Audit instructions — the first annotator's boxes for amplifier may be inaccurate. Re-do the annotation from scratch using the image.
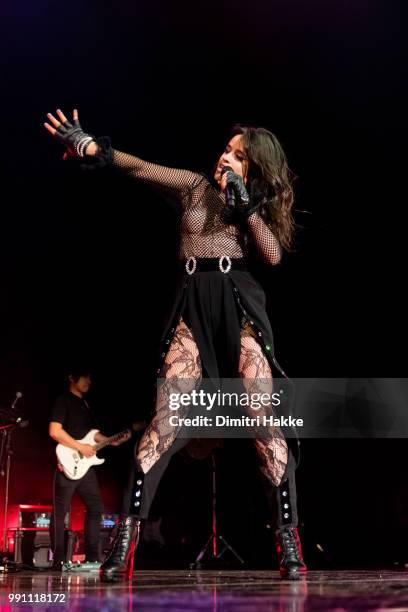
[72,515,119,560]
[7,529,75,568]
[6,508,118,566]
[8,504,70,529]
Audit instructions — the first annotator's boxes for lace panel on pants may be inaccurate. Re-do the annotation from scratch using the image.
[238,317,288,486]
[136,317,202,473]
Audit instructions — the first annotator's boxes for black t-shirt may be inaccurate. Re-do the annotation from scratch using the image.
[50,392,100,440]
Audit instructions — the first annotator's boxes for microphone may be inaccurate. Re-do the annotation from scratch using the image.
[15,417,29,428]
[11,392,23,411]
[221,166,236,207]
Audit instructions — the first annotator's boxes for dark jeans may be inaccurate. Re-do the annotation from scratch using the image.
[122,436,298,531]
[49,467,104,563]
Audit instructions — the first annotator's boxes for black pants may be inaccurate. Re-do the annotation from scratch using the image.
[50,467,104,563]
[122,436,298,531]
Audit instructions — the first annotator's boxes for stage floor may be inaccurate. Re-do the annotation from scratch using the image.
[1,569,408,611]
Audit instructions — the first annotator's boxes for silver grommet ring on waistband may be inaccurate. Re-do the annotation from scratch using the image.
[185,256,197,275]
[219,255,232,273]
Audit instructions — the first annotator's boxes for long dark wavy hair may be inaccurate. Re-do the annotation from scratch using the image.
[230,124,296,251]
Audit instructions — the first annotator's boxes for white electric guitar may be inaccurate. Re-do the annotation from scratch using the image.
[56,428,131,480]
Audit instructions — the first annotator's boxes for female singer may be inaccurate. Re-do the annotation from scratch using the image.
[44,109,306,581]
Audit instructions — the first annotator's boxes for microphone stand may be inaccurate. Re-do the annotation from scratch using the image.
[190,450,244,569]
[0,423,16,570]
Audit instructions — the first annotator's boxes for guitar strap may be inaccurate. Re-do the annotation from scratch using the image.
[83,399,96,429]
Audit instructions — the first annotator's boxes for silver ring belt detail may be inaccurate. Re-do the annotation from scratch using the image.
[183,256,247,275]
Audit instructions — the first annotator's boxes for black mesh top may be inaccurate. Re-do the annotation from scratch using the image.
[111,149,282,265]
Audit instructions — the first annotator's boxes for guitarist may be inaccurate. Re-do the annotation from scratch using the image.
[48,368,130,569]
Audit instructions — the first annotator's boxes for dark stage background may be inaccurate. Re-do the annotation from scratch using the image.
[0,1,406,568]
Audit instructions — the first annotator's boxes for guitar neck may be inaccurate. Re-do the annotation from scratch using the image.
[94,429,129,451]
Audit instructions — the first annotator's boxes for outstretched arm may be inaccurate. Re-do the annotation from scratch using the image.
[44,109,202,201]
[109,148,201,198]
[247,212,282,265]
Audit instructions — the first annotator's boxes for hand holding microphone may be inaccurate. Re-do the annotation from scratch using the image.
[221,166,249,209]
[220,166,261,222]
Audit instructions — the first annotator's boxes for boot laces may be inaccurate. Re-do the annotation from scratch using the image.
[107,519,136,559]
[282,529,298,556]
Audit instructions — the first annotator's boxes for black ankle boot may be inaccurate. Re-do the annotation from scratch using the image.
[100,471,145,582]
[276,527,307,580]
[99,515,141,582]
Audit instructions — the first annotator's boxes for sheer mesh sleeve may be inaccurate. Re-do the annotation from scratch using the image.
[111,149,202,203]
[247,212,282,265]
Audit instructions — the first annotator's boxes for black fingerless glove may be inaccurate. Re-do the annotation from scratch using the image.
[54,117,95,157]
[221,168,262,224]
[54,117,113,170]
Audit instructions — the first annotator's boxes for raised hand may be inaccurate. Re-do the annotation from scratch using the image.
[44,108,96,160]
